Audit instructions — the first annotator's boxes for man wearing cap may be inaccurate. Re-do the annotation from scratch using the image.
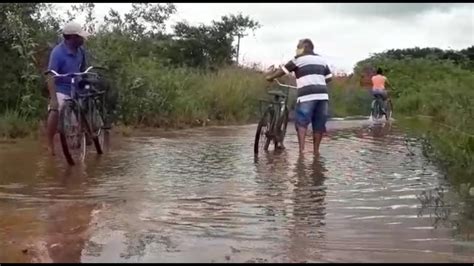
[265,39,332,156]
[46,22,91,156]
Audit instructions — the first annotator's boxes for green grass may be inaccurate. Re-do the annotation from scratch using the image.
[328,82,371,117]
[170,66,268,125]
[357,58,474,126]
[108,59,267,127]
[0,110,37,139]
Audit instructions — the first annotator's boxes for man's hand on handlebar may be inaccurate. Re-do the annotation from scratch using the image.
[263,65,297,89]
[265,67,285,82]
[265,75,275,82]
[265,69,277,82]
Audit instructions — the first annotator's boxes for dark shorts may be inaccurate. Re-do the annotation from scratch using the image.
[372,89,388,100]
[295,100,328,133]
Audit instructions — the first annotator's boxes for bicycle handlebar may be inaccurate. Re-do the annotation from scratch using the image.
[275,79,297,89]
[44,66,106,77]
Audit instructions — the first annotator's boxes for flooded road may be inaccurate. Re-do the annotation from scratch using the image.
[1,119,473,263]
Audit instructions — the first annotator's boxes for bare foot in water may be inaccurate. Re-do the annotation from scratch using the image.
[47,147,55,156]
[276,143,286,150]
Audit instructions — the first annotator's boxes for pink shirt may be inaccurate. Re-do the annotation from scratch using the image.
[371,74,386,90]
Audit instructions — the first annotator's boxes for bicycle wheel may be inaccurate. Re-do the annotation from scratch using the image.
[59,101,86,165]
[385,99,393,121]
[370,99,377,119]
[254,107,274,154]
[371,98,382,120]
[275,107,289,149]
[89,99,106,154]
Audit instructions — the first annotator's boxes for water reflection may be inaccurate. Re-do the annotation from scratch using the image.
[42,165,100,263]
[417,187,451,228]
[369,122,392,138]
[0,155,103,263]
[288,155,328,261]
[254,150,293,224]
[418,186,474,242]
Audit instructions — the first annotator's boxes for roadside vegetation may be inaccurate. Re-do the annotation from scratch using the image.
[332,47,474,191]
[0,3,265,139]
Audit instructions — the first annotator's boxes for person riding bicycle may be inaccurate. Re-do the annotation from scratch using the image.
[265,38,332,155]
[46,22,91,156]
[371,67,391,114]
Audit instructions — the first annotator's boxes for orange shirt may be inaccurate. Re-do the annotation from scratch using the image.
[371,74,386,90]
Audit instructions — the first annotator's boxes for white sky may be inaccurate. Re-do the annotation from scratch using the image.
[55,3,474,73]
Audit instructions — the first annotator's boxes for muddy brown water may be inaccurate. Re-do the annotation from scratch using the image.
[1,119,473,263]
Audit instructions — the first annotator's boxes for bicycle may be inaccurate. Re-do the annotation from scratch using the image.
[371,93,393,121]
[44,66,109,165]
[254,79,296,154]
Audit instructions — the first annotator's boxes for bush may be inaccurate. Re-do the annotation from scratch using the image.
[0,3,266,134]
[328,81,371,117]
[102,58,267,127]
[0,110,37,139]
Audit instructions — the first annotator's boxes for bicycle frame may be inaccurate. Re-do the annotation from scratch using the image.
[275,79,296,119]
[45,66,106,135]
[254,79,297,153]
[257,79,296,139]
[258,80,295,115]
[371,94,392,121]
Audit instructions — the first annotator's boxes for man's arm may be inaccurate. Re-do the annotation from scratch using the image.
[324,64,333,84]
[265,68,286,81]
[266,59,297,81]
[385,77,392,90]
[47,49,61,110]
[79,48,87,72]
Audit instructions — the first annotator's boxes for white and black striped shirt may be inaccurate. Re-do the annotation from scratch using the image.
[281,52,332,102]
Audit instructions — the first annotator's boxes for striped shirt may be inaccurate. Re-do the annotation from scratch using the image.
[281,53,332,102]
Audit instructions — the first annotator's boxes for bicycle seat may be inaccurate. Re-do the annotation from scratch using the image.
[267,90,287,98]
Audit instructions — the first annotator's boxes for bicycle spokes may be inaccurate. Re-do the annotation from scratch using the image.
[64,110,81,149]
[260,119,270,150]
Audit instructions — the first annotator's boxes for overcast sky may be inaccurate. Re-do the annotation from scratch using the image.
[56,3,473,73]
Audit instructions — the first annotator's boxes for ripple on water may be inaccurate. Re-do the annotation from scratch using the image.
[0,121,473,263]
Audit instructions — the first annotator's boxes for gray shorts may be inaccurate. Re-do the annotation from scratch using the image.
[48,92,71,112]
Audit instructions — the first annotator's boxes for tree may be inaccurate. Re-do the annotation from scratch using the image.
[102,3,176,40]
[167,14,260,68]
[213,14,261,64]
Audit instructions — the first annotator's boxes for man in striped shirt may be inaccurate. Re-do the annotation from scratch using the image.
[265,38,332,155]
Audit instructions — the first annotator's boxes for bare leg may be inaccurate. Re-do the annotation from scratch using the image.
[313,132,323,156]
[297,126,307,153]
[46,111,59,156]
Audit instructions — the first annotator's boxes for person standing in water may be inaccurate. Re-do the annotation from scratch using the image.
[265,38,332,155]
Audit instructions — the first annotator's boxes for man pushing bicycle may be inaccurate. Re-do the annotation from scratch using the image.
[45,22,90,156]
[265,38,333,156]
